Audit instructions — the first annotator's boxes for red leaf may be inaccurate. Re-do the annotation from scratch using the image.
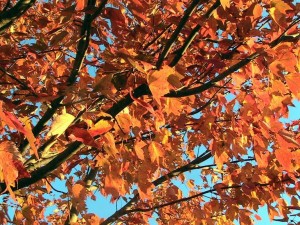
[254,214,262,221]
[68,127,100,148]
[0,102,38,158]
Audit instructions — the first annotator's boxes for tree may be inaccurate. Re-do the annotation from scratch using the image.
[0,0,299,224]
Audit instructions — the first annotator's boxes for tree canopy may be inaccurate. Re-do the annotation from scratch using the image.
[0,0,299,224]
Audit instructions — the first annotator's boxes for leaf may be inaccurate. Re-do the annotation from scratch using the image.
[137,170,154,201]
[20,117,38,159]
[252,4,263,20]
[254,214,262,221]
[275,146,293,172]
[50,30,68,46]
[103,132,118,157]
[0,101,26,133]
[115,113,132,134]
[148,141,164,163]
[147,65,175,104]
[89,119,112,137]
[85,214,102,225]
[134,140,146,160]
[285,73,300,99]
[76,0,86,11]
[0,141,30,200]
[68,127,99,148]
[271,0,293,14]
[72,182,87,211]
[220,0,230,9]
[269,51,297,75]
[104,170,127,199]
[129,89,156,115]
[0,102,38,158]
[47,112,75,137]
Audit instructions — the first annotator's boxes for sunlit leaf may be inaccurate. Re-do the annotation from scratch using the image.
[47,112,75,137]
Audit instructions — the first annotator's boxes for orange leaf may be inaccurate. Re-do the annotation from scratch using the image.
[20,117,38,159]
[89,119,112,137]
[0,102,38,158]
[115,113,132,134]
[147,65,175,104]
[129,89,156,115]
[254,214,262,221]
[104,171,127,199]
[134,141,146,160]
[72,182,87,211]
[252,4,263,20]
[0,141,30,199]
[285,73,300,99]
[0,101,26,133]
[103,132,118,157]
[148,141,164,163]
[76,0,86,11]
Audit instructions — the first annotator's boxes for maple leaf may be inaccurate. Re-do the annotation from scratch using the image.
[220,0,231,9]
[0,141,30,199]
[148,141,164,163]
[285,73,300,99]
[147,65,181,104]
[72,182,87,212]
[0,102,38,158]
[88,119,112,137]
[0,0,300,224]
[68,127,99,148]
[47,111,75,137]
[76,0,86,11]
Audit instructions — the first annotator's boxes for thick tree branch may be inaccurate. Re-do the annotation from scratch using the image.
[0,141,84,193]
[0,0,36,34]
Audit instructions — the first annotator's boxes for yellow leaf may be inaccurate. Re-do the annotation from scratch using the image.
[148,141,164,163]
[89,119,112,137]
[147,65,175,104]
[47,112,75,137]
[271,0,293,13]
[115,113,131,136]
[134,141,146,160]
[220,0,230,9]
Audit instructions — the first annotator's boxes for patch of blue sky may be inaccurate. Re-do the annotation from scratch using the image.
[280,100,300,123]
[19,38,36,46]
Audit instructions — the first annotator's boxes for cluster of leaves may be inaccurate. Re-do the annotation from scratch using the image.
[0,0,299,224]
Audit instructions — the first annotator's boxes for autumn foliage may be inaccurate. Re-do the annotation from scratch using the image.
[0,0,299,224]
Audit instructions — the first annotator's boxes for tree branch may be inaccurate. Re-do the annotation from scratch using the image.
[156,0,203,69]
[0,141,84,193]
[101,151,212,225]
[126,177,295,214]
[169,0,220,67]
[0,0,36,34]
[19,0,108,154]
